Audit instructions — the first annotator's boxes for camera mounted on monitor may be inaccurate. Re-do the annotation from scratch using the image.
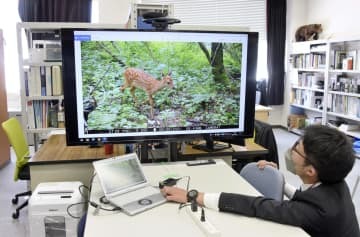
[142,11,181,31]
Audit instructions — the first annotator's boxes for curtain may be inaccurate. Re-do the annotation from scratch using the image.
[18,0,92,22]
[266,0,286,105]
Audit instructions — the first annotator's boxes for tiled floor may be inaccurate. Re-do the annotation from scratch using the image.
[0,128,359,236]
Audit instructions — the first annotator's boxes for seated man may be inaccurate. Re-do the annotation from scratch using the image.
[161,125,360,237]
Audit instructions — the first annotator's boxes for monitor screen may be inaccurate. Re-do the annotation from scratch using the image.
[61,28,258,145]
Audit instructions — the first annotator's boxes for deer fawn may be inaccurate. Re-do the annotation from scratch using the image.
[120,68,174,118]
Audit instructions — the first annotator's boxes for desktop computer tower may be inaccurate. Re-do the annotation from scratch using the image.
[29,181,85,237]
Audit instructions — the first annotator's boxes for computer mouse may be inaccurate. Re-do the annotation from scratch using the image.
[158,178,179,189]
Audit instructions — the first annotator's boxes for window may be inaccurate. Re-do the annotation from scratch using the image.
[0,1,21,111]
[141,0,267,80]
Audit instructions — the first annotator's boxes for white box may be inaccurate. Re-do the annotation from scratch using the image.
[29,181,86,237]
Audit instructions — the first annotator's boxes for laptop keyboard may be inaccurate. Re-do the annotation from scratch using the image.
[110,186,161,205]
[122,192,166,214]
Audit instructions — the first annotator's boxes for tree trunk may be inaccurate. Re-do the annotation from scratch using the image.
[198,42,227,83]
[210,43,227,83]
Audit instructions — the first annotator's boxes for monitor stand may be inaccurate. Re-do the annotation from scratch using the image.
[192,136,231,152]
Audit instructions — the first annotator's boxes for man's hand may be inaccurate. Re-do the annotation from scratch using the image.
[160,186,205,206]
[160,186,188,203]
[257,160,278,170]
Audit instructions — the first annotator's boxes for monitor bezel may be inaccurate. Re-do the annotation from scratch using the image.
[61,28,258,145]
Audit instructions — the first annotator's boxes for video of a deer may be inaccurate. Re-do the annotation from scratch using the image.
[121,68,174,119]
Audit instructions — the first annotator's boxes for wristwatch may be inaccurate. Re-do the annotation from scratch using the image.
[187,189,199,202]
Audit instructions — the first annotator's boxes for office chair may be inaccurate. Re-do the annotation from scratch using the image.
[352,175,360,199]
[1,117,32,219]
[254,120,279,166]
[240,162,285,201]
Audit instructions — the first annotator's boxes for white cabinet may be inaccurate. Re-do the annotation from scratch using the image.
[289,39,360,139]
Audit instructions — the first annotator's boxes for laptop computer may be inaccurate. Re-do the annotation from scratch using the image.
[93,153,166,215]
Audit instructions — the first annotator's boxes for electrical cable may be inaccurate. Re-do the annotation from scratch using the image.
[177,175,191,210]
[67,173,121,218]
[67,201,88,219]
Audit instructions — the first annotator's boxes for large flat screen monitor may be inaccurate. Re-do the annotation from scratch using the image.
[61,28,258,146]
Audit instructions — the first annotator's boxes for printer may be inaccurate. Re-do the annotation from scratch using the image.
[29,181,86,237]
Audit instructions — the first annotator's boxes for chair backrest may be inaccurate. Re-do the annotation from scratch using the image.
[352,175,360,200]
[1,117,30,181]
[254,120,279,166]
[240,162,285,201]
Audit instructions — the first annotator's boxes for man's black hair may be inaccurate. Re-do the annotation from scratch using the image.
[302,125,355,184]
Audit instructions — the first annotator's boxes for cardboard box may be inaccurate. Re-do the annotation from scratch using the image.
[287,114,306,129]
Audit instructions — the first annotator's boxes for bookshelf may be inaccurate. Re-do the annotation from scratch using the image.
[17,22,126,149]
[289,39,360,139]
[289,40,327,135]
[17,23,65,149]
[327,38,360,138]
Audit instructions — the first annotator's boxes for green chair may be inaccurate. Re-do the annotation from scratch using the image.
[1,117,32,219]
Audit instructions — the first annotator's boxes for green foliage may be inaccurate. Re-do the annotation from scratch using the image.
[81,40,243,129]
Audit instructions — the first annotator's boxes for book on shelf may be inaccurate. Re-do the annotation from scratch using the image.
[357,50,360,71]
[28,66,41,96]
[27,101,35,129]
[25,65,63,97]
[52,65,63,96]
[334,50,347,70]
[347,50,357,70]
[45,66,52,96]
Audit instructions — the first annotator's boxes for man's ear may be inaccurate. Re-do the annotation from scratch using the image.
[305,165,318,179]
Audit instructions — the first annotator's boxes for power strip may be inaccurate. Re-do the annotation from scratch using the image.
[185,205,221,237]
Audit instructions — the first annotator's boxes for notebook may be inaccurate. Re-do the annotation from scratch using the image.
[93,153,166,215]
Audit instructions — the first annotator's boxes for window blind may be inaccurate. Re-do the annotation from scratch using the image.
[141,0,266,39]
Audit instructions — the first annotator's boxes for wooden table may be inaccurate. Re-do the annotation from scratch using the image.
[179,141,268,167]
[31,134,125,163]
[29,135,268,190]
[29,135,126,190]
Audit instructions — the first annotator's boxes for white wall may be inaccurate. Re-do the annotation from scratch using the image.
[306,0,360,40]
[97,0,137,24]
[271,0,360,126]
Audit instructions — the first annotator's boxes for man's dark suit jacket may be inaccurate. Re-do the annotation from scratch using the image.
[219,181,359,237]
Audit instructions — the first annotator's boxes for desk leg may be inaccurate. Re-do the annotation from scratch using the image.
[33,133,39,152]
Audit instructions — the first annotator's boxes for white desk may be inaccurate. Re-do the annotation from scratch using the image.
[85,160,309,237]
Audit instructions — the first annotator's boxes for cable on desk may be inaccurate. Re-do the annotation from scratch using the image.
[67,201,88,219]
[89,201,122,212]
[177,175,191,211]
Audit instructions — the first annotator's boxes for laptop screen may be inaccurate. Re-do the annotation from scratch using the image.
[94,154,147,194]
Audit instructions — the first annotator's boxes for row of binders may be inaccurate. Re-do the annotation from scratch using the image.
[291,90,323,109]
[27,100,65,129]
[292,53,326,69]
[25,65,63,97]
[328,94,360,118]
